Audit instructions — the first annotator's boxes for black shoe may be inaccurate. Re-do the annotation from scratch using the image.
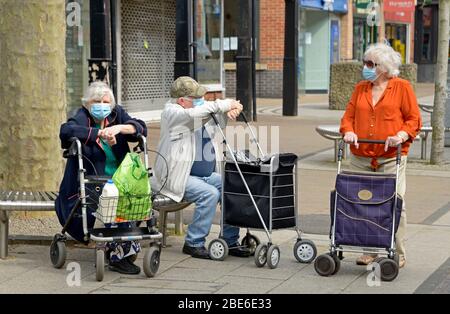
[228,243,251,258]
[125,256,141,273]
[109,258,141,275]
[182,243,211,259]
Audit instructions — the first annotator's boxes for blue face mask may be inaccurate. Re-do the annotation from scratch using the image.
[90,103,111,121]
[192,98,205,107]
[362,65,379,82]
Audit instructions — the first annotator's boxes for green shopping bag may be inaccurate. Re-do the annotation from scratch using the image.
[112,152,152,221]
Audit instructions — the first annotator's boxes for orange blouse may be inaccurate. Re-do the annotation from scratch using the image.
[340,77,422,162]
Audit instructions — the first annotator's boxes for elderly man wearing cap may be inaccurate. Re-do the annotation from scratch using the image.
[153,76,251,259]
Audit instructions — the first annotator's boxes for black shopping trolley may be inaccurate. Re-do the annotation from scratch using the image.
[207,113,317,269]
[50,135,163,281]
[314,139,403,281]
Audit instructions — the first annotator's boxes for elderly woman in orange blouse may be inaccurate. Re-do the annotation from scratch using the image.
[340,43,422,268]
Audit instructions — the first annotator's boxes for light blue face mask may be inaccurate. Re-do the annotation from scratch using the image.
[192,97,205,107]
[90,103,111,121]
[362,65,379,82]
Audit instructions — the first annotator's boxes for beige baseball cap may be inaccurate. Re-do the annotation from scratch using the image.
[170,76,207,98]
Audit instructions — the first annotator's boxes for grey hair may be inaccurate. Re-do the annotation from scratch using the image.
[364,43,402,77]
[82,81,116,108]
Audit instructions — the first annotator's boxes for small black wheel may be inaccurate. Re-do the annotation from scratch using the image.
[50,239,66,269]
[391,253,399,265]
[330,253,341,275]
[241,234,260,256]
[314,254,336,277]
[293,239,317,263]
[378,258,399,282]
[267,245,280,269]
[144,246,160,278]
[208,239,228,261]
[254,243,268,267]
[96,249,105,282]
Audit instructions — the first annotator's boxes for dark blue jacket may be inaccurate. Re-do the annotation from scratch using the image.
[55,105,147,243]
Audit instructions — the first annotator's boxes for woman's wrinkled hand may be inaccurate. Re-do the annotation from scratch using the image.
[384,135,403,152]
[343,132,359,149]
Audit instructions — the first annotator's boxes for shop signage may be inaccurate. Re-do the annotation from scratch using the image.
[356,0,372,9]
[384,0,415,23]
[355,0,380,15]
[300,0,347,13]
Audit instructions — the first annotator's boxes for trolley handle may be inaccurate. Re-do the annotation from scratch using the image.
[63,137,82,159]
[339,138,402,165]
[210,112,220,126]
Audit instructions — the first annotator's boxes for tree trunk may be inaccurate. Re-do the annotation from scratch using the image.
[0,0,66,216]
[430,0,450,165]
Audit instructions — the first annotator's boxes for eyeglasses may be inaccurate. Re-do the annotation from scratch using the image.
[363,60,378,68]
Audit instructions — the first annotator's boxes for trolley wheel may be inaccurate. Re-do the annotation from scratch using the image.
[241,234,260,256]
[96,249,105,282]
[208,239,228,261]
[378,258,399,282]
[254,243,268,268]
[293,239,317,263]
[144,246,160,278]
[267,245,281,269]
[330,253,341,275]
[314,254,336,277]
[50,239,67,269]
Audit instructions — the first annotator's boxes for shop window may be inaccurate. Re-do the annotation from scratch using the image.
[385,23,407,63]
[353,17,378,61]
[223,0,259,63]
[195,0,222,85]
[65,0,91,115]
[415,6,438,64]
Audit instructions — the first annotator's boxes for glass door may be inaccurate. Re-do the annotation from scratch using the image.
[195,0,223,89]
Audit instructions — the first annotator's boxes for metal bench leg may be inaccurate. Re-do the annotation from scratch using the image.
[175,211,183,235]
[159,210,168,248]
[334,140,339,162]
[422,135,428,160]
[0,210,8,259]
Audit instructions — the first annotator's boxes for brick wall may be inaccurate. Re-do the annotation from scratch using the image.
[259,0,285,71]
[340,0,353,61]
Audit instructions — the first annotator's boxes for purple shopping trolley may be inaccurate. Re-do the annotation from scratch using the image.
[315,139,403,282]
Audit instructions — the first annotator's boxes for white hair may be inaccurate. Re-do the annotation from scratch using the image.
[82,81,116,109]
[364,43,402,77]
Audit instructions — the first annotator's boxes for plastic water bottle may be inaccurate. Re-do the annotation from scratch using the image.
[99,179,118,224]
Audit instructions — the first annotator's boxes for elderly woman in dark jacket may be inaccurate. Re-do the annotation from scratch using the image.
[55,81,147,275]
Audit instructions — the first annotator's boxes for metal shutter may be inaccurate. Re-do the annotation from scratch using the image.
[120,0,176,112]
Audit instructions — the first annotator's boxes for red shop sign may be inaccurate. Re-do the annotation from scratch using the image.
[384,0,415,23]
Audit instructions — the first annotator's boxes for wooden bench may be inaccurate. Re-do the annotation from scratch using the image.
[0,190,188,259]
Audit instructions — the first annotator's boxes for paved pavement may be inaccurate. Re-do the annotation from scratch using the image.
[3,84,450,294]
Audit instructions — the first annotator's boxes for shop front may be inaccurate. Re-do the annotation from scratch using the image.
[414,1,440,82]
[383,0,415,64]
[353,0,380,61]
[298,0,348,92]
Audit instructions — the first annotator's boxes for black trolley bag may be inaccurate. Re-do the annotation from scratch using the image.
[315,139,403,282]
[206,113,317,269]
